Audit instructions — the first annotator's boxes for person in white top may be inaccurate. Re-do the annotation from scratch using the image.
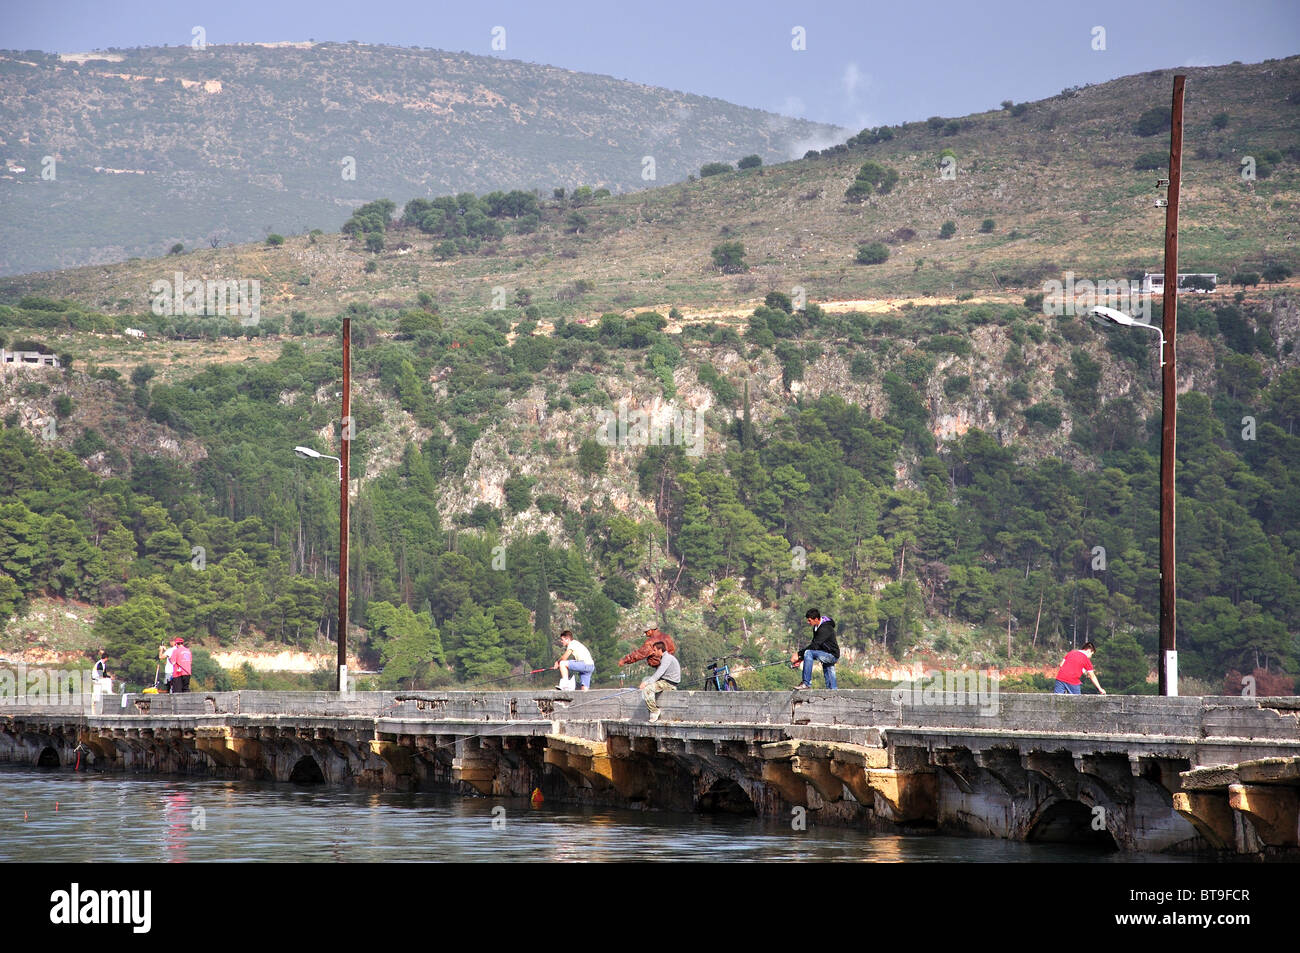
[554,629,595,690]
[158,643,175,691]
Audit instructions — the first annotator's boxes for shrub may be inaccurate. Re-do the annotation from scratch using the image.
[1011,103,1028,117]
[1134,151,1166,171]
[1134,107,1166,137]
[577,438,607,475]
[846,161,899,201]
[979,218,995,233]
[1231,272,1260,288]
[1262,264,1293,284]
[266,233,285,246]
[849,353,874,379]
[168,243,183,255]
[939,221,956,239]
[711,241,748,274]
[1024,402,1063,430]
[1210,112,1229,130]
[737,155,762,170]
[700,162,732,177]
[855,242,889,265]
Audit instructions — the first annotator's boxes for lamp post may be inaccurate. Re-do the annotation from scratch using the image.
[291,317,352,694]
[1086,305,1177,697]
[1084,75,1184,698]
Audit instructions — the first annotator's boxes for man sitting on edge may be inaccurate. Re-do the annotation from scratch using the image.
[640,641,680,723]
[792,608,839,690]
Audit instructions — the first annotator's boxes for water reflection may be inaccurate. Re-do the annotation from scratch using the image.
[162,789,191,862]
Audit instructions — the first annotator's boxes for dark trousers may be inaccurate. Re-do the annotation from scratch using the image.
[170,675,190,693]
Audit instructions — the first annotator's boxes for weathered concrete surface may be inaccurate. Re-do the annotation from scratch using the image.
[3,690,1297,855]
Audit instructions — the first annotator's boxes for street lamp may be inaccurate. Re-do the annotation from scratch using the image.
[294,446,342,479]
[1089,306,1166,367]
[291,317,352,694]
[1087,302,1178,697]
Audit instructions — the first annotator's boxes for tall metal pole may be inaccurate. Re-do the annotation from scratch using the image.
[1158,76,1185,697]
[338,317,351,693]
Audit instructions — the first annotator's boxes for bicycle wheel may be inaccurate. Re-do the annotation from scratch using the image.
[704,677,718,690]
[724,676,738,691]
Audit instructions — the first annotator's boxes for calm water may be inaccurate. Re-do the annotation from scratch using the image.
[0,765,1187,863]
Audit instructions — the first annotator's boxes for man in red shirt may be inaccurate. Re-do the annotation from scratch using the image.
[1053,642,1106,695]
[619,627,676,672]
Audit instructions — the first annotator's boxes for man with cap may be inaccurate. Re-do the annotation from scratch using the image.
[169,637,193,693]
[619,625,677,672]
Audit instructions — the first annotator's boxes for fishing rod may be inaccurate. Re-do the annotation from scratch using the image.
[474,667,550,687]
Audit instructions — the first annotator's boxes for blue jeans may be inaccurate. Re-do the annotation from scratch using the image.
[1053,680,1081,695]
[565,660,594,689]
[802,650,837,689]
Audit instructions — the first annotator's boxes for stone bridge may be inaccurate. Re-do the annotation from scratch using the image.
[2,689,1297,856]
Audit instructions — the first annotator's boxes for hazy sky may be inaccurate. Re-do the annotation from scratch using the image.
[2,0,1297,130]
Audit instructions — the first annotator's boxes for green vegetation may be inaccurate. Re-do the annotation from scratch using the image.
[711,241,748,274]
[856,242,890,265]
[846,161,899,201]
[1134,107,1168,137]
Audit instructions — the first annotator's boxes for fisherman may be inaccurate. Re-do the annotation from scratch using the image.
[169,637,192,693]
[640,640,680,723]
[92,650,112,693]
[158,643,175,691]
[553,629,595,690]
[619,625,676,672]
[792,608,839,690]
[1053,641,1105,695]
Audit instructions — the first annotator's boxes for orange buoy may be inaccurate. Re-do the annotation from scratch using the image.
[530,787,544,805]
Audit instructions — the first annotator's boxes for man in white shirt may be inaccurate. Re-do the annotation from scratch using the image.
[554,629,595,690]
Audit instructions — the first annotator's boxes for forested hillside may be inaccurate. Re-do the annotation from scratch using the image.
[3,284,1298,694]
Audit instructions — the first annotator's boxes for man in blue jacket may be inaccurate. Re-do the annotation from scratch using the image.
[792,609,839,690]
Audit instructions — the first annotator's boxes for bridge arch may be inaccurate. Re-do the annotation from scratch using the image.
[696,778,757,816]
[36,746,60,768]
[1026,798,1118,849]
[288,755,325,785]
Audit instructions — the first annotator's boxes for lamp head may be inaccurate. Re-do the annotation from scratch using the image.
[294,446,321,459]
[1089,305,1137,327]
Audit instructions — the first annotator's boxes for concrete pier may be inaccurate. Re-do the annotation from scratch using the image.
[2,689,1297,855]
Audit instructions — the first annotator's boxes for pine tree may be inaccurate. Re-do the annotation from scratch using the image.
[533,567,552,639]
[740,381,754,450]
[453,604,509,681]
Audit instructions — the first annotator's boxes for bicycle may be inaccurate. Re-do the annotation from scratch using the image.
[703,655,740,691]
